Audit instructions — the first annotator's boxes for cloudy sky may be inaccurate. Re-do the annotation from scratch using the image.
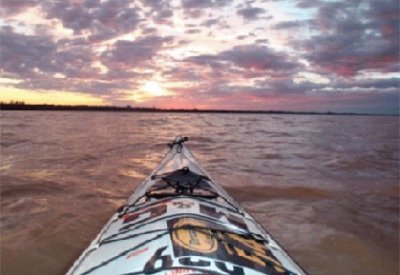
[0,0,399,114]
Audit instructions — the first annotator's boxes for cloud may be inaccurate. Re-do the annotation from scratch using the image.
[263,76,399,97]
[331,77,399,90]
[273,20,310,29]
[201,18,220,27]
[236,7,266,20]
[255,39,268,44]
[163,67,205,82]
[180,0,231,17]
[181,0,212,9]
[140,0,174,24]
[366,0,399,42]
[101,35,174,70]
[0,26,101,79]
[0,26,57,78]
[186,28,202,34]
[44,0,141,41]
[154,9,174,20]
[141,0,168,10]
[222,45,301,74]
[298,0,399,77]
[0,0,38,16]
[296,0,323,9]
[181,0,230,9]
[185,45,302,79]
[162,50,399,111]
[0,27,171,96]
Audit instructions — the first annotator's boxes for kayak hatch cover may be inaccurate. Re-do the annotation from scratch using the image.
[67,136,307,275]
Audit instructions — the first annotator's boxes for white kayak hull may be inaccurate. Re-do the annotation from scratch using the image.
[67,137,306,275]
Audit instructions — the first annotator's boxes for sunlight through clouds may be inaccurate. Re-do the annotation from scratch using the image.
[0,0,398,114]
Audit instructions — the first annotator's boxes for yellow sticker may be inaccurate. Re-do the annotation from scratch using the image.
[172,218,218,254]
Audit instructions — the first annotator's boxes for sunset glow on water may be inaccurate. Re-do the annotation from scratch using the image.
[1,112,399,274]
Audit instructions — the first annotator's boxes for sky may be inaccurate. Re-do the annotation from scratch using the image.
[0,0,399,114]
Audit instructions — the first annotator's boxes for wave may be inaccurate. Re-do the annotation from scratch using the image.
[225,185,334,201]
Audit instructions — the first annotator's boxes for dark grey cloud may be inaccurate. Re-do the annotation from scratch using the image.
[0,26,100,84]
[182,0,212,9]
[236,7,266,20]
[297,0,399,77]
[201,19,219,27]
[186,29,202,34]
[104,70,147,80]
[253,78,324,95]
[155,9,174,19]
[296,0,324,9]
[185,54,226,70]
[273,20,310,29]
[180,0,231,17]
[185,45,302,79]
[255,39,268,44]
[141,0,167,10]
[163,67,205,82]
[44,0,141,41]
[0,0,38,16]
[185,23,198,28]
[366,0,399,42]
[141,27,158,35]
[201,75,399,114]
[0,26,57,77]
[220,45,302,76]
[263,77,399,95]
[331,77,399,90]
[181,0,230,9]
[140,0,174,24]
[101,35,174,69]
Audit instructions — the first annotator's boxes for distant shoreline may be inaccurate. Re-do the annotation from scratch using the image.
[0,103,395,116]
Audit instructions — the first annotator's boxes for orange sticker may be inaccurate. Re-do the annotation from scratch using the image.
[126,247,149,259]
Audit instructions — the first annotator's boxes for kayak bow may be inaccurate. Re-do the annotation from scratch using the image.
[67,137,306,275]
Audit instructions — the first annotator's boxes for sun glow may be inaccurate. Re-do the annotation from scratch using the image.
[142,81,167,97]
[128,81,172,103]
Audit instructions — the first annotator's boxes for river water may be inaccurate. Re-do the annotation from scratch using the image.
[0,111,398,274]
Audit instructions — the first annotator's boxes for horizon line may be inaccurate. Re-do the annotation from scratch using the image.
[0,102,398,116]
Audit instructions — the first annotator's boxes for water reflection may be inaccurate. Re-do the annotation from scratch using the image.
[0,111,398,275]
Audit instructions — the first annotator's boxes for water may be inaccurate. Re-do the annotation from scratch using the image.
[0,111,398,275]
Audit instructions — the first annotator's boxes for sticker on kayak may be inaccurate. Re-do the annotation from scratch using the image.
[171,218,218,254]
[173,200,194,209]
[120,203,168,232]
[164,268,204,275]
[168,217,292,275]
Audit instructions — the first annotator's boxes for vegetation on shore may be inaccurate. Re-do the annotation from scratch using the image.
[0,101,380,116]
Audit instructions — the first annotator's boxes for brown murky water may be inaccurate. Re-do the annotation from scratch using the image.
[1,111,399,274]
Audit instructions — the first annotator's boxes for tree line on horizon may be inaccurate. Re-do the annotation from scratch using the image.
[0,101,370,116]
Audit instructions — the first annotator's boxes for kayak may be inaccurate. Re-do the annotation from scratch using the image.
[67,137,306,275]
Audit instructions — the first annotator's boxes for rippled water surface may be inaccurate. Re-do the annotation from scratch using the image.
[1,111,399,274]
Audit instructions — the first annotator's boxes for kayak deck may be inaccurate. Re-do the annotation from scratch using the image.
[67,137,306,275]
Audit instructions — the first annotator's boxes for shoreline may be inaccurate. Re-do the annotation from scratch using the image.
[0,103,395,116]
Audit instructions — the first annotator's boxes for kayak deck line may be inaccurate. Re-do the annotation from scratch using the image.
[120,188,246,221]
[67,136,307,275]
[120,195,244,218]
[100,212,269,247]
